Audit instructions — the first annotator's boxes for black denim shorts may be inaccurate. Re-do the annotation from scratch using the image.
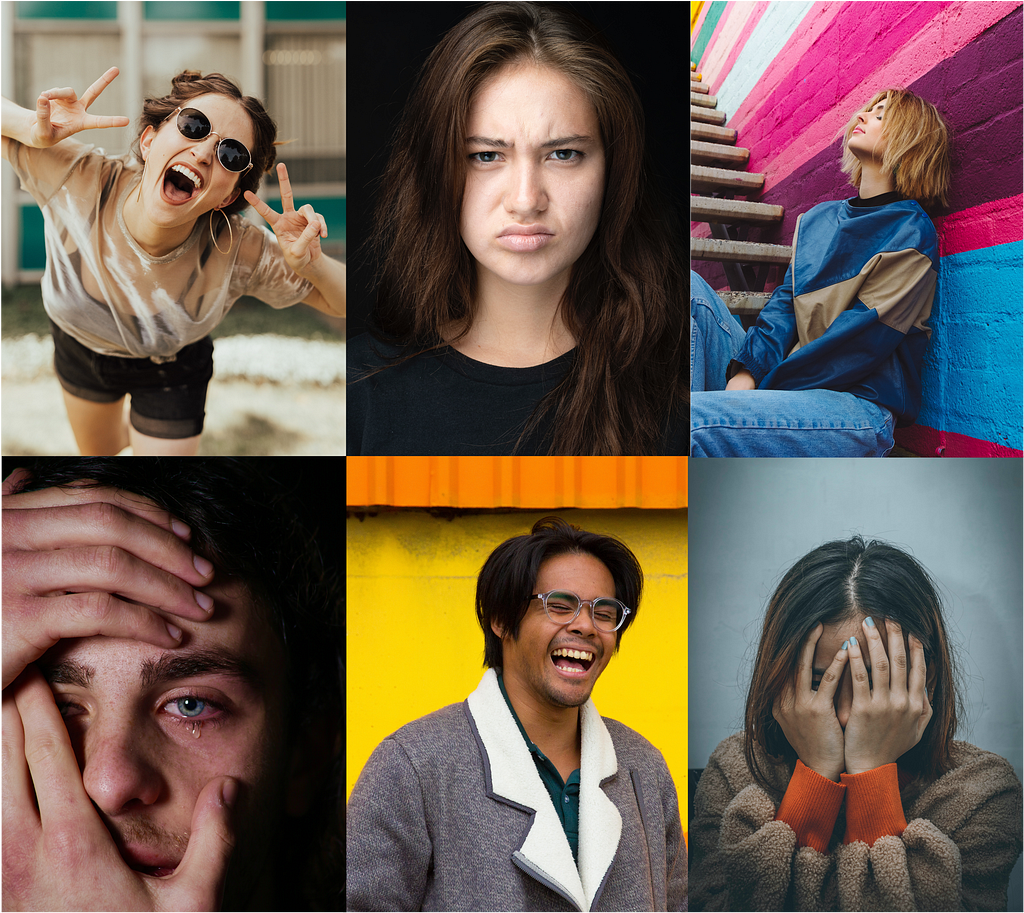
[50,319,214,439]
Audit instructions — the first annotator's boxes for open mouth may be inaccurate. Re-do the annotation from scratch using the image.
[550,647,595,676]
[132,864,177,877]
[118,844,180,878]
[162,164,202,204]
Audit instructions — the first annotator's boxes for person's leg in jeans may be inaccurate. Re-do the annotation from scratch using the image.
[690,271,748,393]
[690,388,896,457]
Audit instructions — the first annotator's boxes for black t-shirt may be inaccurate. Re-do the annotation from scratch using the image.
[346,334,686,455]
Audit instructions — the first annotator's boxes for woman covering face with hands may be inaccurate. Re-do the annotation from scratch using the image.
[689,536,1022,911]
[775,615,934,783]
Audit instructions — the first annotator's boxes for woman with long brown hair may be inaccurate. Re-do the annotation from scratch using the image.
[2,68,345,456]
[346,2,686,455]
[690,536,1022,910]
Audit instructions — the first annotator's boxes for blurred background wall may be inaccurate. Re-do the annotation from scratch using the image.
[347,456,689,839]
[1,0,346,285]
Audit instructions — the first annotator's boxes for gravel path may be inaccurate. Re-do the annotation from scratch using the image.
[2,335,346,455]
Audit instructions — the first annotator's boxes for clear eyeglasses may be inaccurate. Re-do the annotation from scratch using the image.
[531,590,632,633]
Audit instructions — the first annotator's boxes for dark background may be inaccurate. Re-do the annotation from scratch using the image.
[1,457,346,579]
[345,2,686,337]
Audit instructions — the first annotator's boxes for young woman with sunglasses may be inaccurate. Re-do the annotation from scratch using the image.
[1,67,344,455]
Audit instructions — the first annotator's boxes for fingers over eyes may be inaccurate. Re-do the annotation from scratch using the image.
[795,623,822,692]
[846,634,872,697]
[1,689,35,833]
[908,632,928,697]
[886,619,909,691]
[816,644,849,701]
[12,668,94,830]
[861,617,890,692]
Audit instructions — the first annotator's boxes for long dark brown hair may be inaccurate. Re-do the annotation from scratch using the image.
[132,71,279,216]
[364,2,686,455]
[744,536,962,792]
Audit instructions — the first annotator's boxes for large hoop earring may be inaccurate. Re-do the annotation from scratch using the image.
[209,207,233,255]
[135,157,147,204]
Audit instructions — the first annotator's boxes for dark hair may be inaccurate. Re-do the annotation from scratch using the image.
[744,536,962,792]
[475,516,642,668]
[365,2,686,455]
[132,71,279,216]
[5,457,342,908]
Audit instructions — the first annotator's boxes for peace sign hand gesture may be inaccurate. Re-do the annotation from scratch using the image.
[30,67,130,148]
[244,162,328,278]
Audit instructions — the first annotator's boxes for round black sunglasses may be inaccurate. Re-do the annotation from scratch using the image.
[165,106,253,174]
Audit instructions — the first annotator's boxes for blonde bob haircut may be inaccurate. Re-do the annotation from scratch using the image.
[841,88,951,211]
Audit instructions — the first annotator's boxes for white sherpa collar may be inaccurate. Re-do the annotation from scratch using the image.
[466,669,622,912]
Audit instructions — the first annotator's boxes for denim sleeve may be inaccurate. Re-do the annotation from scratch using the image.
[732,263,798,387]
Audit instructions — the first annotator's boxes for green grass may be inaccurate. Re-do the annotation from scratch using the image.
[1,284,341,340]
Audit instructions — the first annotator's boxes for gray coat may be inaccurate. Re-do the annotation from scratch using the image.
[347,669,687,911]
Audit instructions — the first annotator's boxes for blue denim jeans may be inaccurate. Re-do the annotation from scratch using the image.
[689,271,895,457]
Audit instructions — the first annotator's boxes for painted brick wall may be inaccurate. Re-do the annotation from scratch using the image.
[691,1,1023,456]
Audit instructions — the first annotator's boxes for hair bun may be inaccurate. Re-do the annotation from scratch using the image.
[171,70,205,90]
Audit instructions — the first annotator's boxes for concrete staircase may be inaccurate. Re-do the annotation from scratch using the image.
[690,65,791,310]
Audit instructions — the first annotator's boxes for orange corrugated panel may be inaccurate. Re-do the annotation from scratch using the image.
[348,457,687,508]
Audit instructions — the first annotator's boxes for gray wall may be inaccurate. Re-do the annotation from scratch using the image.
[689,459,1023,909]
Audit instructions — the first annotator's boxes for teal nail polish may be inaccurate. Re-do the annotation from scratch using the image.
[842,640,849,650]
[849,635,858,647]
[865,616,875,627]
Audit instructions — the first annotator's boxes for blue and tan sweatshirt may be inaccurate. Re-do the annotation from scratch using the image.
[733,196,938,426]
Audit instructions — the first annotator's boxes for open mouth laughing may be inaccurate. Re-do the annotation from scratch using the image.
[162,162,204,204]
[550,646,595,677]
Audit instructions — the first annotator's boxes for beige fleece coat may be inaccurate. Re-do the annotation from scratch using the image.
[690,733,1021,911]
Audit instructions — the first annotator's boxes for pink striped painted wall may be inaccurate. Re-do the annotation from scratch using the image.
[691,1,1023,456]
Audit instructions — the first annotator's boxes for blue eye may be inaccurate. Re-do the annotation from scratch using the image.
[470,151,500,163]
[174,696,206,718]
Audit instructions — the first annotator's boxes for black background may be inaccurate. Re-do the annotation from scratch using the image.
[345,2,686,337]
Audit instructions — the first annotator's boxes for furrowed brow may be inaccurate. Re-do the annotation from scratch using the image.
[41,659,94,688]
[139,649,264,691]
[465,135,594,149]
[466,136,510,148]
[541,134,593,148]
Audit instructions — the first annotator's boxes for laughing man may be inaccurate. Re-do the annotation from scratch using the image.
[346,517,687,912]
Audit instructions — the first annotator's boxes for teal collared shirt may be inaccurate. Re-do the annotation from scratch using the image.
[497,673,581,862]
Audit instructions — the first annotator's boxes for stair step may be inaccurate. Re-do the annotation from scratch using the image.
[690,196,784,225]
[691,164,764,195]
[691,81,709,94]
[690,106,726,126]
[691,140,749,168]
[690,92,718,108]
[691,121,737,145]
[719,291,773,316]
[691,237,793,264]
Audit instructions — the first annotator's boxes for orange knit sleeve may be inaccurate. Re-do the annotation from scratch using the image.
[840,763,907,846]
[774,760,846,853]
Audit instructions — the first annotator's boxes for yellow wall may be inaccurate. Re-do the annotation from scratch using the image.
[346,507,688,838]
